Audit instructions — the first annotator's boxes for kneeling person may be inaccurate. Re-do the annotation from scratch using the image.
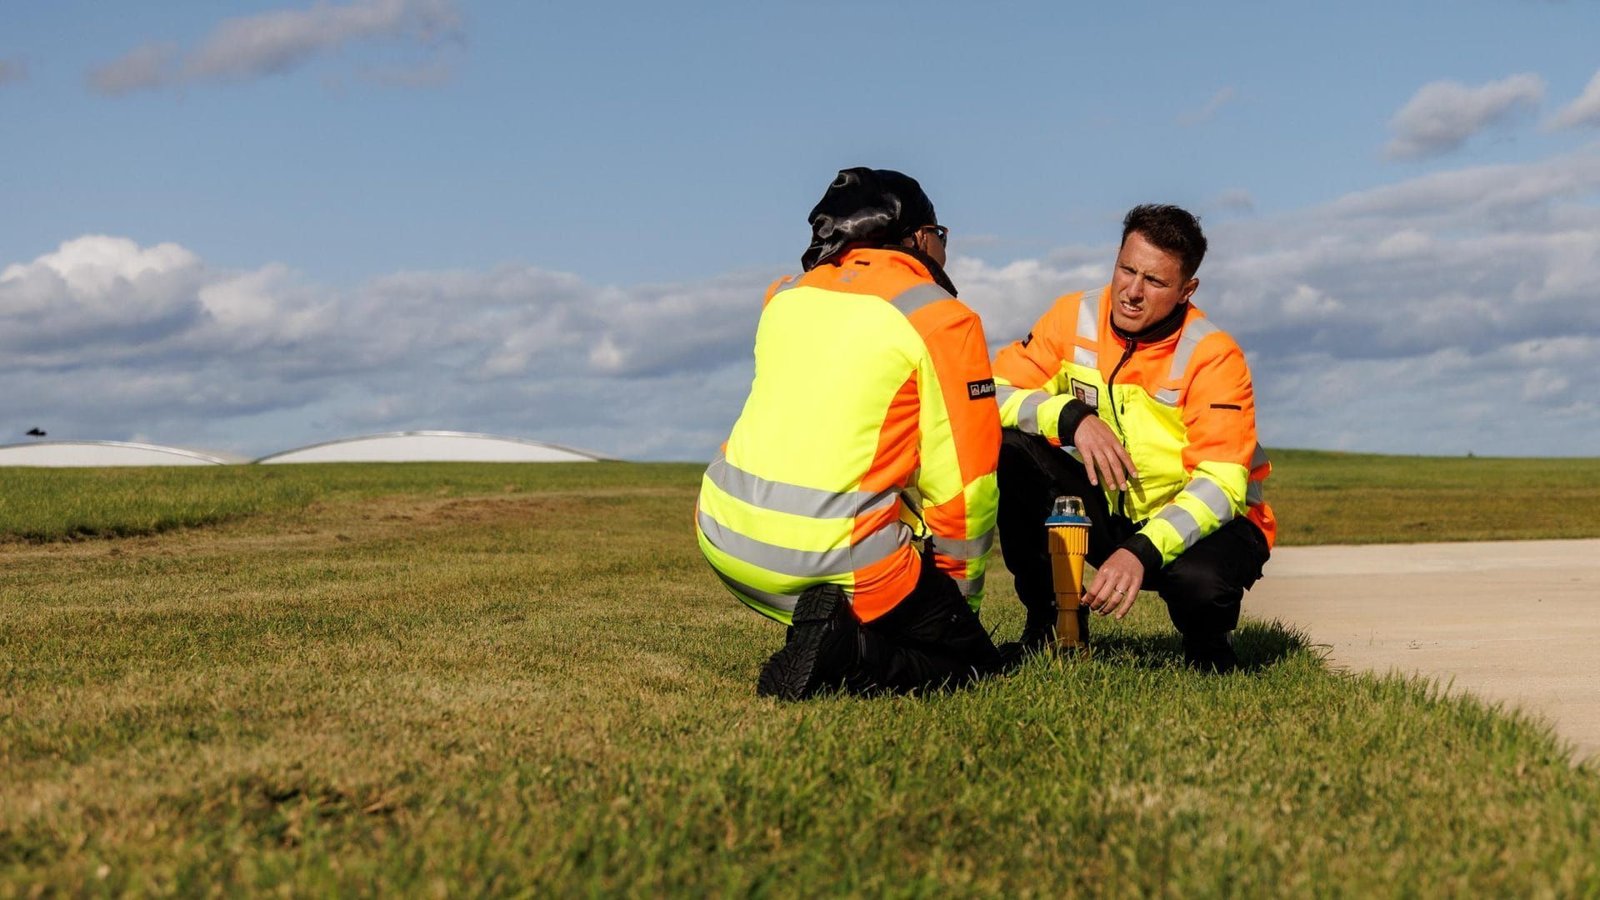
[993,204,1275,671]
[696,167,1004,699]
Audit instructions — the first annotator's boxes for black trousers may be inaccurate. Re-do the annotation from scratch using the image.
[996,430,1270,637]
[805,551,1003,695]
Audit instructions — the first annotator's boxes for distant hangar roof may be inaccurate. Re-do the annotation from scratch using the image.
[0,440,239,467]
[255,431,614,464]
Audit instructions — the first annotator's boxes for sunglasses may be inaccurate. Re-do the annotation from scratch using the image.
[922,224,949,247]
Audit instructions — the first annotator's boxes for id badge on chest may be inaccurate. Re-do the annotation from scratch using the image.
[1069,378,1099,410]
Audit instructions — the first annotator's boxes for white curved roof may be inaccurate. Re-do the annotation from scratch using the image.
[255,431,613,464]
[0,440,237,467]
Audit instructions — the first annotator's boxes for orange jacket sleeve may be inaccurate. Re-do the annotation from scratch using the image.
[991,291,1089,445]
[906,299,1001,608]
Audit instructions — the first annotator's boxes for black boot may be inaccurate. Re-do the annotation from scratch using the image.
[1018,606,1057,654]
[757,584,857,700]
[1182,631,1238,674]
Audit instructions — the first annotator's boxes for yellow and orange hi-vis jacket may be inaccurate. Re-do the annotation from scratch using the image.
[993,285,1276,569]
[696,248,1000,625]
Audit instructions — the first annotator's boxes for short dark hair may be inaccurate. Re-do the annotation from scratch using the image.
[1121,204,1206,279]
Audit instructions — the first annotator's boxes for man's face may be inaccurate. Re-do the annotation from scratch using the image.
[1109,231,1198,333]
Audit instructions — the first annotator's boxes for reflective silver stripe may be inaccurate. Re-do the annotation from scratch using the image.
[1166,316,1219,381]
[954,575,985,597]
[934,529,995,561]
[714,570,799,616]
[697,509,908,577]
[888,282,954,317]
[707,454,898,520]
[1153,504,1204,550]
[1077,291,1101,342]
[995,384,1020,407]
[1247,444,1269,505]
[1185,476,1236,523]
[1016,391,1047,434]
[771,275,806,296]
[1071,291,1102,369]
[1153,388,1180,406]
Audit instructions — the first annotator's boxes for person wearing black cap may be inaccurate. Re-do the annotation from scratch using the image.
[695,167,1006,699]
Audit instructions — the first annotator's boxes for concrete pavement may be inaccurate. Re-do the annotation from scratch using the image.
[1245,539,1600,763]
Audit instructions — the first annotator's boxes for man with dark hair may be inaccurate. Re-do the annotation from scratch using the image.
[696,167,1005,699]
[991,204,1275,672]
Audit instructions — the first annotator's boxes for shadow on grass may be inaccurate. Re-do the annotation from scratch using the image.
[1089,618,1317,674]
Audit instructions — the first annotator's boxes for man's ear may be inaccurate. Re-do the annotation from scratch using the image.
[1182,277,1199,303]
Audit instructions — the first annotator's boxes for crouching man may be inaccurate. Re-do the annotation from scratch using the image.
[993,205,1276,672]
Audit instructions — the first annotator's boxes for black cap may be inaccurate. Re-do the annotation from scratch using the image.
[801,167,937,271]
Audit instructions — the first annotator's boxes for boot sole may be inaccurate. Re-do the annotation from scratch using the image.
[756,586,843,700]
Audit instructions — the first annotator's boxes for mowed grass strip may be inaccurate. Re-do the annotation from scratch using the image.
[0,462,696,543]
[1,462,1597,895]
[5,450,1599,546]
[1268,450,1600,545]
[0,466,315,542]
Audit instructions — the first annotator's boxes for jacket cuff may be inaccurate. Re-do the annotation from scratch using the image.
[1119,533,1164,576]
[1056,400,1097,447]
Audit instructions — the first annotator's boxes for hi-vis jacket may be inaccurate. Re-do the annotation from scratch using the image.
[696,248,1000,625]
[993,285,1276,569]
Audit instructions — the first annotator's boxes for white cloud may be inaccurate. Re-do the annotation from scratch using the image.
[8,144,1600,460]
[0,58,26,87]
[88,43,178,95]
[0,235,773,459]
[1325,144,1600,221]
[1211,189,1256,214]
[948,256,1109,350]
[1385,74,1545,160]
[1548,68,1600,130]
[1176,86,1236,127]
[6,235,200,295]
[1202,152,1600,455]
[1253,338,1600,456]
[89,0,462,95]
[0,236,205,352]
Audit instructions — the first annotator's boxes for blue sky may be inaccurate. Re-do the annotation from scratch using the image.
[3,0,1600,459]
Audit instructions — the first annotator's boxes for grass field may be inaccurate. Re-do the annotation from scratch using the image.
[3,454,1598,895]
[6,449,1600,546]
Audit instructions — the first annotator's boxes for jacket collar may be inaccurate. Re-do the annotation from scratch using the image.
[1110,299,1189,345]
[829,244,960,297]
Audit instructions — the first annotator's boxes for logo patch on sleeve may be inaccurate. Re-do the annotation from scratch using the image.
[967,379,997,400]
[1070,378,1099,409]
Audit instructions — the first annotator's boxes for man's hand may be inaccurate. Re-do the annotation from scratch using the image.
[1084,548,1144,619]
[1073,416,1137,490]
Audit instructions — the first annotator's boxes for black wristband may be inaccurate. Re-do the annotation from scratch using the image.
[1056,399,1097,445]
[1119,533,1164,576]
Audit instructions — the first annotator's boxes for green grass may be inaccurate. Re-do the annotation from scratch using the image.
[2,458,1598,895]
[0,462,698,543]
[6,449,1599,547]
[1268,449,1600,545]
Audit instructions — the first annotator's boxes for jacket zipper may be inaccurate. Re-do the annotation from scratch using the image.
[1105,337,1136,518]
